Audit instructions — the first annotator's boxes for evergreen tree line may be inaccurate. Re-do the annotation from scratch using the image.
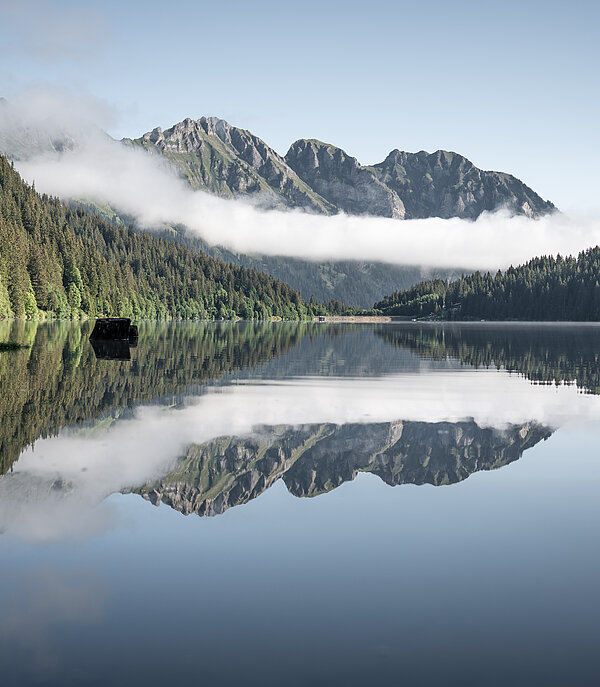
[0,155,347,320]
[376,324,600,394]
[374,250,600,320]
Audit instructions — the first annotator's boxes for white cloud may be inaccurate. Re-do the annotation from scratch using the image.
[3,88,600,271]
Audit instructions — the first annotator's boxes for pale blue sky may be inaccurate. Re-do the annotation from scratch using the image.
[1,0,599,210]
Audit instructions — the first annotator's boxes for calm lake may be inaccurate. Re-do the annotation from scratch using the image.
[1,321,599,686]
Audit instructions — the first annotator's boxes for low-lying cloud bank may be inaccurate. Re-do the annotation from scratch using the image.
[3,90,600,271]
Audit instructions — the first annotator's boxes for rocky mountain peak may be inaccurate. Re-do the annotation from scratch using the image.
[142,126,163,144]
[130,117,336,213]
[287,138,362,175]
[198,116,230,139]
[286,138,406,219]
[130,117,555,220]
[373,147,554,219]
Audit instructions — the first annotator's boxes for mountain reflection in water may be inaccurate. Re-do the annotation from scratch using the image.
[138,419,552,517]
[1,320,599,478]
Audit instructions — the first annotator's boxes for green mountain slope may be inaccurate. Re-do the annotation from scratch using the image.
[0,155,333,320]
[124,117,335,213]
[153,223,453,307]
[69,201,446,307]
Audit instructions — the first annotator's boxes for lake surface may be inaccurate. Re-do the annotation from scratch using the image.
[1,320,600,686]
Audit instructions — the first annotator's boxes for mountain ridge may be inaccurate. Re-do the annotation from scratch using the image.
[124,116,336,214]
[0,106,557,306]
[137,419,552,517]
[127,115,555,219]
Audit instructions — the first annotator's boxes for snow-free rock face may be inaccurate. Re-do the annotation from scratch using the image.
[127,117,335,213]
[284,139,406,218]
[372,149,555,219]
[0,100,556,220]
[127,116,555,219]
[286,141,555,219]
[137,420,552,517]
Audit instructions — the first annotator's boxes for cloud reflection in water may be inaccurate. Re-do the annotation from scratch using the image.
[2,368,598,540]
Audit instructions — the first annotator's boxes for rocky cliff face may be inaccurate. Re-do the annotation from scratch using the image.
[284,139,406,218]
[127,117,555,220]
[371,149,555,219]
[286,141,554,219]
[137,420,551,517]
[125,117,335,213]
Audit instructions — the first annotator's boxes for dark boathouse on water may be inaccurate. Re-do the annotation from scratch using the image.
[90,318,138,342]
[89,318,139,361]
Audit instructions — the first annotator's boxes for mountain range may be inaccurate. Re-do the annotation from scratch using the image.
[120,116,556,305]
[125,117,554,220]
[137,419,551,517]
[0,105,557,306]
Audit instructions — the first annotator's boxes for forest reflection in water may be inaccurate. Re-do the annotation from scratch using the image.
[0,320,599,477]
[1,320,599,473]
[1,321,600,539]
[377,321,600,393]
[0,319,308,475]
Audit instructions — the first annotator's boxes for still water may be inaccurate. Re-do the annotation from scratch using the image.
[1,321,599,686]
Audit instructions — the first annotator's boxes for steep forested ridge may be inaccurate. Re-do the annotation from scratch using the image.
[0,155,337,320]
[68,200,442,309]
[150,221,440,308]
[375,250,600,320]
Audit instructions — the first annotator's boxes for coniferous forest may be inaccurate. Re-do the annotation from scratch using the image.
[375,250,600,320]
[0,155,346,320]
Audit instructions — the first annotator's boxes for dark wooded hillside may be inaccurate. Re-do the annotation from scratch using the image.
[0,155,342,320]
